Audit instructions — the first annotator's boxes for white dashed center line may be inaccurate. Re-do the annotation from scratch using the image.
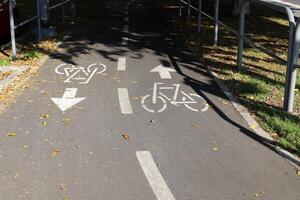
[118,57,127,71]
[118,88,133,114]
[136,151,176,200]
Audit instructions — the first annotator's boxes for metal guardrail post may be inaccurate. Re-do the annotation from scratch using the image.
[237,0,249,71]
[198,0,202,32]
[179,0,182,16]
[62,0,65,23]
[284,7,296,112]
[284,18,300,113]
[214,0,219,45]
[37,0,42,40]
[8,0,17,60]
[187,0,191,21]
[71,0,76,17]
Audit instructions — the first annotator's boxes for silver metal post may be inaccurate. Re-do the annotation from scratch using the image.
[237,0,249,71]
[187,0,191,21]
[62,0,65,23]
[179,0,182,16]
[198,0,202,32]
[284,7,296,111]
[214,0,219,45]
[37,0,42,40]
[9,0,17,60]
[71,0,76,17]
[284,18,300,113]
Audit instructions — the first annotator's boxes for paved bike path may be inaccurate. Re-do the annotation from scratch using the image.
[0,0,299,199]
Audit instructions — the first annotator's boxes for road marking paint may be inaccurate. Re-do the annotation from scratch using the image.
[151,65,176,79]
[122,37,129,46]
[136,151,176,200]
[118,58,127,71]
[124,24,129,33]
[51,88,86,112]
[118,88,133,114]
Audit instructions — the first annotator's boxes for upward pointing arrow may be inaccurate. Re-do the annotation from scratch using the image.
[150,65,176,79]
[51,88,86,112]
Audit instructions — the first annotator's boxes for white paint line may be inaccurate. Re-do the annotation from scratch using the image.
[124,24,129,33]
[122,37,129,46]
[118,57,127,71]
[136,151,176,200]
[118,88,133,114]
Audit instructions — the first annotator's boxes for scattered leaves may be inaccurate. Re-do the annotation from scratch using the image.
[122,133,129,140]
[190,123,199,129]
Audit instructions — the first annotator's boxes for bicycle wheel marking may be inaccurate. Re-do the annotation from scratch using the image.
[55,62,107,85]
[141,83,209,113]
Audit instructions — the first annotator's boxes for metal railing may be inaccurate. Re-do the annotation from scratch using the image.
[7,0,75,60]
[179,0,299,113]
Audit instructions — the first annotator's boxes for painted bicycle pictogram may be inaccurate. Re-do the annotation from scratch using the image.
[141,83,209,113]
[55,63,107,84]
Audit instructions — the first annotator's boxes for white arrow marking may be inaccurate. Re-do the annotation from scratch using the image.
[150,65,176,79]
[51,88,86,112]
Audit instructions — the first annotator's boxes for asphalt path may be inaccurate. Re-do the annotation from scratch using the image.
[0,0,299,199]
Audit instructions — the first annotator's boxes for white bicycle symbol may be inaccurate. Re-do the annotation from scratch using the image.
[141,83,209,113]
[55,63,107,84]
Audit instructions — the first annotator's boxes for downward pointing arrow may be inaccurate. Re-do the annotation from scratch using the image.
[150,65,176,79]
[51,88,86,112]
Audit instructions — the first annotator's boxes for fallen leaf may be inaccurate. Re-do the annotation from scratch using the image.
[297,169,300,176]
[23,145,29,149]
[190,123,199,129]
[61,118,70,125]
[213,147,218,151]
[14,173,20,179]
[7,131,17,137]
[51,148,60,157]
[150,120,155,124]
[42,121,48,126]
[249,124,257,129]
[60,184,67,191]
[254,193,259,197]
[218,98,229,105]
[40,114,50,119]
[63,197,68,200]
[122,133,129,140]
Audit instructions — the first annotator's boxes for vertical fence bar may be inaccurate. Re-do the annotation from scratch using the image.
[284,19,300,113]
[284,8,296,112]
[37,0,42,40]
[198,0,202,32]
[179,0,182,16]
[187,0,191,21]
[214,0,219,45]
[8,0,17,60]
[71,0,76,17]
[237,0,249,71]
[62,0,65,23]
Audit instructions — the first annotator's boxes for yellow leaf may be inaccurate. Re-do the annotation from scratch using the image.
[297,169,300,176]
[122,133,129,140]
[213,147,218,151]
[51,148,60,157]
[7,131,17,137]
[40,114,50,119]
[249,124,257,129]
[42,121,48,126]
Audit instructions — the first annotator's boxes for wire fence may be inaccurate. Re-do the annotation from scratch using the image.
[179,0,299,113]
[3,0,75,59]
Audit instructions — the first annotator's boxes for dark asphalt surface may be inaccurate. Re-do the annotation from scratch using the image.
[0,0,299,199]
